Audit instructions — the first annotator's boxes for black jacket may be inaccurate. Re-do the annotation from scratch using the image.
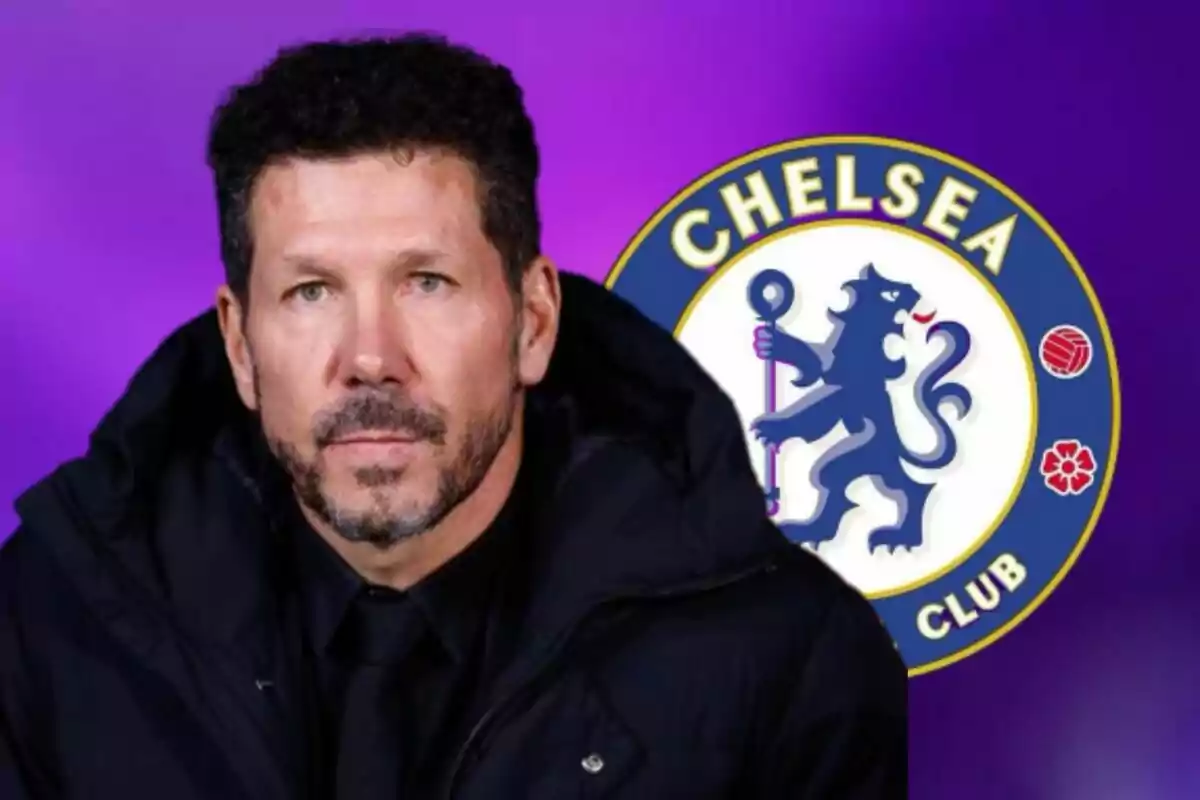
[0,273,907,799]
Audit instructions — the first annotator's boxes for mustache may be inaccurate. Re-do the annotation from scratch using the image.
[313,390,447,447]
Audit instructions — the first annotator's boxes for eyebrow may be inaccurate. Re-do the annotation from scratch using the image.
[279,248,450,277]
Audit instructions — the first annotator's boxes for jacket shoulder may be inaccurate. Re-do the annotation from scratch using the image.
[617,538,904,693]
[755,544,904,676]
[0,528,56,658]
[585,539,906,790]
[679,541,907,703]
[0,527,60,608]
[0,532,46,742]
[0,527,86,654]
[728,545,909,794]
[0,528,33,612]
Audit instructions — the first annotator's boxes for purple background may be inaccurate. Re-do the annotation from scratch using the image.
[1,2,1195,796]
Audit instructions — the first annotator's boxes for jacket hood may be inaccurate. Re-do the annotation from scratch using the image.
[13,272,787,653]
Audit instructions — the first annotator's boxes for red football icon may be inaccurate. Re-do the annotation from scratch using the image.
[1039,325,1092,378]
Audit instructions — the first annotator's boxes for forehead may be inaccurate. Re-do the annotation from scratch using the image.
[246,149,486,263]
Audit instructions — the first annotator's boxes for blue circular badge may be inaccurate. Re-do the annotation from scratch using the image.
[605,136,1120,675]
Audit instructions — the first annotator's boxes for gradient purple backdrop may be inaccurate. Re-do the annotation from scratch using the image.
[1,2,1195,797]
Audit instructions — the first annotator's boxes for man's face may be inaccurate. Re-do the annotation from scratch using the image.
[218,150,554,548]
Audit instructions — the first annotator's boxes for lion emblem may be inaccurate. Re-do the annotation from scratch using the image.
[749,263,973,553]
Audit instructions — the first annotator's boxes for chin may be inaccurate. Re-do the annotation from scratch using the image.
[322,492,435,533]
[339,482,434,515]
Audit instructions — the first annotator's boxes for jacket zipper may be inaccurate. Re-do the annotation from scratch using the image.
[441,556,781,799]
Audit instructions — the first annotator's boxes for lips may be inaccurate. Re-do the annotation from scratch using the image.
[326,433,419,447]
[911,310,937,324]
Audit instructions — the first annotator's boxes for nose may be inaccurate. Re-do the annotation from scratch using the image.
[339,294,414,387]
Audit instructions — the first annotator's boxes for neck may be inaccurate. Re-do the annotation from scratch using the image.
[299,404,526,591]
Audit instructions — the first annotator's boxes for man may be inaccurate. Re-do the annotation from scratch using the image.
[0,34,907,799]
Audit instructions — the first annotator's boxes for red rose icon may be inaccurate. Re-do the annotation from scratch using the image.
[1040,439,1097,496]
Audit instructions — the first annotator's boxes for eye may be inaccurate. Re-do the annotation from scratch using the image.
[881,290,899,302]
[411,272,452,294]
[291,282,330,303]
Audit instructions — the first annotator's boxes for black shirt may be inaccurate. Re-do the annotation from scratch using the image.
[288,482,525,798]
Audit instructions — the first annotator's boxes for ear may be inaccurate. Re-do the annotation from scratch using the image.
[515,256,561,387]
[216,285,259,411]
[860,262,880,280]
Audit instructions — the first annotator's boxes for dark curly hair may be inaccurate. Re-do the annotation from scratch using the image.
[206,33,541,302]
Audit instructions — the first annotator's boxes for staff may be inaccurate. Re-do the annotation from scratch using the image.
[747,268,795,517]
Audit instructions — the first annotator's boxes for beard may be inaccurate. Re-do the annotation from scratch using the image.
[259,353,521,550]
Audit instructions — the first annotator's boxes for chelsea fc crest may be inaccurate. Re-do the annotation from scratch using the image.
[605,135,1120,676]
